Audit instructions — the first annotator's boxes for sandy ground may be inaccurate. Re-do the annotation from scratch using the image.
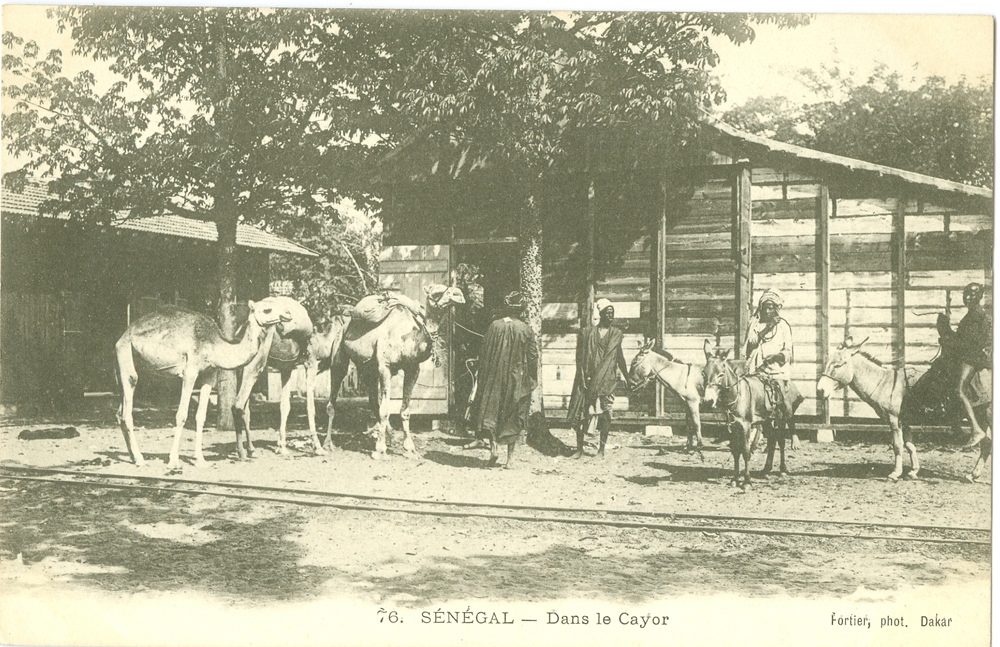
[0,396,992,647]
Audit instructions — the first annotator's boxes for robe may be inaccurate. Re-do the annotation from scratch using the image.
[567,325,626,424]
[470,316,538,442]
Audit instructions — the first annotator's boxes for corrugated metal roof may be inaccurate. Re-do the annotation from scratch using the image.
[704,118,993,203]
[1,184,318,257]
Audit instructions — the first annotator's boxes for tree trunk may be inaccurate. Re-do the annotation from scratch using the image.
[519,193,564,455]
[215,206,239,430]
[211,24,239,431]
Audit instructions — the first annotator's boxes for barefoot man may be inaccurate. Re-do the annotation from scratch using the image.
[568,298,633,459]
[469,291,538,468]
[940,282,992,449]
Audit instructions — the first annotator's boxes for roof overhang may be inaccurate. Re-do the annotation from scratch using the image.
[1,184,318,258]
[703,118,993,211]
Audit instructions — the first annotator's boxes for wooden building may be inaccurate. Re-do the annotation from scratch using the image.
[380,119,993,428]
[1,183,318,405]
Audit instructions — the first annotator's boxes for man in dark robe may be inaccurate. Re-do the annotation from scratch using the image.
[568,299,633,459]
[469,291,538,468]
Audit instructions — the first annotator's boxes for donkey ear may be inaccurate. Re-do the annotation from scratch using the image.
[721,349,731,360]
[704,339,713,358]
[641,337,655,351]
[842,335,853,349]
[853,336,870,351]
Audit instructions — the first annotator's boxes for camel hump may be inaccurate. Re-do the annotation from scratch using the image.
[352,293,424,326]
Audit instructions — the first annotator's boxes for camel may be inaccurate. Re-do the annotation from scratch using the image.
[114,300,288,468]
[325,284,465,458]
[231,298,349,458]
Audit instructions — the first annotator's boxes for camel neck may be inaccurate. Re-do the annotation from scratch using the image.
[212,317,269,370]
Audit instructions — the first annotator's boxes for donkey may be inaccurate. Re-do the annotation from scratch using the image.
[702,340,796,489]
[816,337,919,481]
[628,338,704,449]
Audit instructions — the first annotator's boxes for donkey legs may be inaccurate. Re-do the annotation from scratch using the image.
[685,398,703,449]
[887,416,906,481]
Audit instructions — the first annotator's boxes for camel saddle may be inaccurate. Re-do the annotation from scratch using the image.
[262,296,313,367]
[351,293,426,328]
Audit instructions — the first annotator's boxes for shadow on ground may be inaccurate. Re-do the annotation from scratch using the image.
[0,483,988,606]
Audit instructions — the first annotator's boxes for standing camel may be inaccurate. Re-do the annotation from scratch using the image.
[817,337,919,481]
[114,300,288,468]
[232,300,349,457]
[325,285,465,458]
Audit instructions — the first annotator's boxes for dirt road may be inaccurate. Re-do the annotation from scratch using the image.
[0,399,991,646]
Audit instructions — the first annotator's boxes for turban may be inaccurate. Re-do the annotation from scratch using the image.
[758,289,783,309]
[504,290,526,309]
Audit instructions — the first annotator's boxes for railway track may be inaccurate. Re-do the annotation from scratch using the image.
[0,465,990,546]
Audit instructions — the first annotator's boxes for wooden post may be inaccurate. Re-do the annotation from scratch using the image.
[651,171,669,417]
[580,175,596,331]
[892,197,907,367]
[732,159,752,356]
[816,187,832,425]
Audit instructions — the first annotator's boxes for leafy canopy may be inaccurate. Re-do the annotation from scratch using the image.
[2,7,389,224]
[723,64,993,187]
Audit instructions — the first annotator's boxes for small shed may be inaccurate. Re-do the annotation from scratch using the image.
[379,119,993,428]
[1,183,318,405]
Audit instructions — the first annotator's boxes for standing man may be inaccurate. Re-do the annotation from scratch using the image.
[469,291,539,469]
[568,298,632,459]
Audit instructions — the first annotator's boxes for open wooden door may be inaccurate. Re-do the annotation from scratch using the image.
[378,245,451,415]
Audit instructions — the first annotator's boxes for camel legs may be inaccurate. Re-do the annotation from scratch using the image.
[114,341,145,466]
[192,382,212,467]
[276,367,295,455]
[399,366,419,455]
[304,360,325,454]
[372,365,392,458]
[324,347,351,449]
[167,370,198,469]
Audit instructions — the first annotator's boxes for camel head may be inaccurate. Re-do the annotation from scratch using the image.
[424,284,466,311]
[248,299,291,329]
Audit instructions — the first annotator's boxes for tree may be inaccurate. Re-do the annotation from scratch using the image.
[361,11,809,438]
[723,64,994,187]
[2,7,387,426]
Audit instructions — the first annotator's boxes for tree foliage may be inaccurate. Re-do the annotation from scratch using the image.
[723,64,994,187]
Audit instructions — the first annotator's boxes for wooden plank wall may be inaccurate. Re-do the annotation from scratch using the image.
[535,166,992,425]
[659,177,734,418]
[751,170,993,420]
[540,237,650,415]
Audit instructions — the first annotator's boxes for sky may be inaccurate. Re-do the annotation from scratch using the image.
[1,6,995,171]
